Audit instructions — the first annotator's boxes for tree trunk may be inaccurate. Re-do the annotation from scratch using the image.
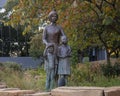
[106,50,111,65]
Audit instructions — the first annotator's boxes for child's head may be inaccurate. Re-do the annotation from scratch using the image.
[61,36,67,44]
[47,45,54,53]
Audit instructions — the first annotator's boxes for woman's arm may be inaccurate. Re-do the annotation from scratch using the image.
[42,27,48,45]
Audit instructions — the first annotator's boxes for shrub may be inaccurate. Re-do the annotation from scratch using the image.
[0,62,22,72]
[68,63,94,86]
[68,61,120,87]
[101,62,120,77]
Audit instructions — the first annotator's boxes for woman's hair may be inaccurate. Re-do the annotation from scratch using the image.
[48,10,58,21]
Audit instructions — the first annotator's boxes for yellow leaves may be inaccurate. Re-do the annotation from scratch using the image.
[103,6,116,17]
[32,18,39,25]
[105,6,111,13]
[20,20,25,25]
[22,25,31,35]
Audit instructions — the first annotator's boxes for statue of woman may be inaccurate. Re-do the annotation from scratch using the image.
[42,10,66,91]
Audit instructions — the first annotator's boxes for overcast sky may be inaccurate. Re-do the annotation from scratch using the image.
[0,0,7,7]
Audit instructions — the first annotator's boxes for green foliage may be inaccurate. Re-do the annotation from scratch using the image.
[71,47,79,66]
[0,63,46,91]
[2,0,120,61]
[101,62,120,77]
[102,16,113,25]
[0,0,18,21]
[69,63,95,86]
[82,0,120,63]
[29,33,44,58]
[0,61,120,90]
[68,60,120,87]
[0,62,22,71]
[4,0,19,12]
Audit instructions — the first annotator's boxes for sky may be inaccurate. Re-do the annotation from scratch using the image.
[0,0,7,7]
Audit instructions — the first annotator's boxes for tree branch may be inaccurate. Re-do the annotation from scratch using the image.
[87,0,103,13]
[89,6,99,18]
[95,3,103,13]
[104,0,116,10]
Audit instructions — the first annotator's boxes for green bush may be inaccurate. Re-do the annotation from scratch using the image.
[68,63,94,86]
[101,62,120,77]
[0,62,22,72]
[68,62,120,87]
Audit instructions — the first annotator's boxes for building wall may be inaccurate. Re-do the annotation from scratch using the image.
[0,57,43,69]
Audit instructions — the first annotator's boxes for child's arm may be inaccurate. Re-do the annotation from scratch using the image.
[67,46,71,57]
[43,48,48,60]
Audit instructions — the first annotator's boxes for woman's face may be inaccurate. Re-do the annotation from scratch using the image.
[49,13,58,23]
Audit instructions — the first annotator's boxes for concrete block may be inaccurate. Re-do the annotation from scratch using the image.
[0,85,7,89]
[51,87,104,96]
[104,86,120,96]
[0,89,34,96]
[0,88,19,91]
[25,92,51,96]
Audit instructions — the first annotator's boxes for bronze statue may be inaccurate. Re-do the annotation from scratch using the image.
[57,36,71,87]
[43,10,66,91]
[43,45,55,92]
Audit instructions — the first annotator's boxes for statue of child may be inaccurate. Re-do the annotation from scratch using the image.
[57,36,71,86]
[43,45,56,91]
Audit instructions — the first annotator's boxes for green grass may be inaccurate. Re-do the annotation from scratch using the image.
[0,61,120,92]
[0,62,46,91]
[68,61,120,87]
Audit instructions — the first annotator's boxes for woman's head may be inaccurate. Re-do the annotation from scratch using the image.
[48,10,58,23]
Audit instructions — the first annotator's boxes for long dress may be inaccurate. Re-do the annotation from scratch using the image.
[58,44,71,75]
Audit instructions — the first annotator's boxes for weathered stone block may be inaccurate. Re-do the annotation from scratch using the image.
[25,92,51,96]
[0,88,19,91]
[0,85,7,89]
[104,87,120,96]
[0,89,34,96]
[51,87,104,96]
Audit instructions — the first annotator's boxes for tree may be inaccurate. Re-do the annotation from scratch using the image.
[5,0,83,59]
[4,0,120,64]
[0,0,19,21]
[81,0,120,64]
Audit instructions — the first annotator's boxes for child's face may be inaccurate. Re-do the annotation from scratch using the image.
[61,37,67,44]
[47,46,54,53]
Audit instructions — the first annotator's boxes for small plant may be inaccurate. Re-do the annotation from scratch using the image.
[101,62,120,77]
[68,63,94,86]
[113,62,120,76]
[68,60,120,87]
